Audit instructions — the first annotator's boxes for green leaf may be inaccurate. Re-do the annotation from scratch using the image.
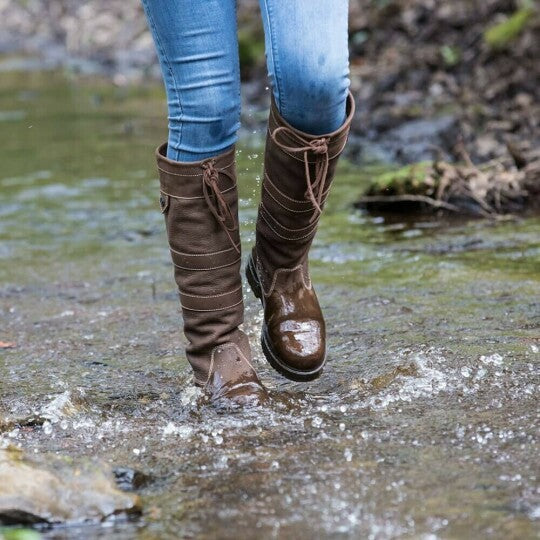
[0,529,42,540]
[484,7,535,49]
[440,45,461,67]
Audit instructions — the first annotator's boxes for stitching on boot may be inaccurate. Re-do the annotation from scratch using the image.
[169,244,240,257]
[180,285,242,299]
[180,299,243,312]
[265,264,312,297]
[160,185,235,200]
[263,185,314,214]
[157,160,235,177]
[255,256,270,298]
[263,172,312,204]
[205,342,257,387]
[172,257,241,272]
[260,203,318,233]
[260,211,318,241]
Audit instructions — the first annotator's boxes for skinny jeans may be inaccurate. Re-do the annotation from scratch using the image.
[141,0,350,162]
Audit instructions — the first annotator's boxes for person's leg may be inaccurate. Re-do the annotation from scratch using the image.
[258,0,350,135]
[248,0,354,381]
[141,0,241,161]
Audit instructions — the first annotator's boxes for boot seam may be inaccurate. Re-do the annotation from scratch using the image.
[263,173,332,212]
[160,184,235,200]
[172,257,241,272]
[263,264,312,297]
[263,172,312,205]
[259,211,318,242]
[157,160,234,177]
[205,342,257,387]
[169,245,240,257]
[180,299,243,313]
[180,285,242,299]
[260,203,318,233]
[263,186,314,214]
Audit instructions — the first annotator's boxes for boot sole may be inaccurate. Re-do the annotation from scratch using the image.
[246,254,325,382]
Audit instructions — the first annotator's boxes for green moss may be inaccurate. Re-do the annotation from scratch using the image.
[365,162,431,195]
[0,530,42,540]
[484,7,535,49]
[440,45,461,67]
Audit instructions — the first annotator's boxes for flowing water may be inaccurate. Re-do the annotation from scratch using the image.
[0,69,539,539]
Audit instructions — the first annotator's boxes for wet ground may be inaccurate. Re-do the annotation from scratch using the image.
[1,70,539,539]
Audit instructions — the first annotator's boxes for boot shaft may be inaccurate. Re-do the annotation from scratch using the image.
[155,144,245,383]
[256,91,355,286]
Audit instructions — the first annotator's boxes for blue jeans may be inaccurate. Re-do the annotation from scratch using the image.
[141,0,350,162]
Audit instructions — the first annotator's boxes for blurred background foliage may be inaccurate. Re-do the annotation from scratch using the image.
[1,0,538,212]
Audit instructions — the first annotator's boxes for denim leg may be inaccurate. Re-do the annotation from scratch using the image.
[141,0,241,162]
[258,0,350,135]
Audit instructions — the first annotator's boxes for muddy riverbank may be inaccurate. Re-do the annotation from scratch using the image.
[1,70,539,538]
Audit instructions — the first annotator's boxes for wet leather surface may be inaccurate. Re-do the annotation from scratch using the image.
[205,342,268,406]
[264,266,326,372]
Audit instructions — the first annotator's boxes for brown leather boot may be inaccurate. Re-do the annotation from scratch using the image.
[156,144,267,405]
[246,91,355,381]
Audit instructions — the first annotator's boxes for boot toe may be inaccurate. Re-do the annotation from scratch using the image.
[268,319,325,372]
[205,342,268,407]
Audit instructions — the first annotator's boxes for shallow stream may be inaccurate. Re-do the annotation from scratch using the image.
[0,70,539,539]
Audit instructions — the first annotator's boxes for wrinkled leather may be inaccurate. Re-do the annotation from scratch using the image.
[250,91,355,379]
[205,337,268,407]
[156,144,266,404]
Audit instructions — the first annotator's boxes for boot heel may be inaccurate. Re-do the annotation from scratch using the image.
[246,255,262,300]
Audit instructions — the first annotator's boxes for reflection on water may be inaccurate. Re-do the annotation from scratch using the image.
[1,70,539,539]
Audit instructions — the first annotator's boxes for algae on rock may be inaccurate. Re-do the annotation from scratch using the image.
[0,447,141,527]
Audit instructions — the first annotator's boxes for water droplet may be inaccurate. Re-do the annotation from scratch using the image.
[43,421,52,435]
[214,434,223,445]
[215,455,228,469]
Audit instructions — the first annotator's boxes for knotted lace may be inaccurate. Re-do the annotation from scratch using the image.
[202,160,240,253]
[270,127,330,222]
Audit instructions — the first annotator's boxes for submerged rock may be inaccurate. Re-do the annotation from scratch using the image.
[113,467,153,491]
[0,447,141,526]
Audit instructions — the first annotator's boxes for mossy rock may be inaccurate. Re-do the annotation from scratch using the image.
[0,447,141,526]
[365,162,432,196]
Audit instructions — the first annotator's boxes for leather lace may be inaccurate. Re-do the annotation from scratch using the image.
[270,127,330,222]
[202,160,240,253]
